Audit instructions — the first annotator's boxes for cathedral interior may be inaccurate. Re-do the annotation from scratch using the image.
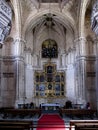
[0,0,98,113]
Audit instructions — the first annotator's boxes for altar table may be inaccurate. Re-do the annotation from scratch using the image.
[41,103,60,110]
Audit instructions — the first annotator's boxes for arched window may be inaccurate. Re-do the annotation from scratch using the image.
[42,39,58,58]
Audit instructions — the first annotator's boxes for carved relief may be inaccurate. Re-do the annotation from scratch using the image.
[0,0,12,44]
[91,0,98,35]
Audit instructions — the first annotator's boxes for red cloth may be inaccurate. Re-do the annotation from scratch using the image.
[37,114,65,130]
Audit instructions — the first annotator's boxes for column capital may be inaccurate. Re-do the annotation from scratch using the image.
[74,37,86,43]
[94,36,98,43]
[13,37,26,56]
[14,37,26,44]
[74,37,86,56]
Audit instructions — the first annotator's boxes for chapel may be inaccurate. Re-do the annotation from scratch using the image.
[0,0,98,112]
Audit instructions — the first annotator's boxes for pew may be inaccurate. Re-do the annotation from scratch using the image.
[0,119,33,130]
[75,123,98,130]
[70,120,98,130]
[0,125,26,129]
[59,108,97,119]
[0,108,41,118]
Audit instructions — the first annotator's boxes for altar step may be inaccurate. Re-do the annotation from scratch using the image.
[42,109,59,114]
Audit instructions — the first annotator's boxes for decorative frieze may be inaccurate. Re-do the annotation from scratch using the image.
[1,55,25,62]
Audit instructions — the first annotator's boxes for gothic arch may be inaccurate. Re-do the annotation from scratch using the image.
[22,10,77,40]
[78,0,91,37]
[11,0,22,38]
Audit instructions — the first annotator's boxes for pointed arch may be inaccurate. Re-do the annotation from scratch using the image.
[22,10,76,40]
[78,0,91,37]
[12,0,22,38]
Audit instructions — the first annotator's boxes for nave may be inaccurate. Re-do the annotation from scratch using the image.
[0,107,98,130]
[0,0,98,129]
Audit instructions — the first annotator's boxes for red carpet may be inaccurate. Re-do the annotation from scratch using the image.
[37,114,65,130]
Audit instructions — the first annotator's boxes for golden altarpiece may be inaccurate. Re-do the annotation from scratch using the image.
[34,39,65,100]
[34,62,65,98]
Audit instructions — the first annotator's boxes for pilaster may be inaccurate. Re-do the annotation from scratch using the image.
[0,37,26,107]
[74,36,97,108]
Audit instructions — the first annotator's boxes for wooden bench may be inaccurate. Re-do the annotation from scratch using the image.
[0,125,26,129]
[70,120,98,130]
[75,122,98,130]
[0,108,41,118]
[59,109,97,119]
[0,120,33,130]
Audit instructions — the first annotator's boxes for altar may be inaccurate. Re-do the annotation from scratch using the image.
[41,103,60,110]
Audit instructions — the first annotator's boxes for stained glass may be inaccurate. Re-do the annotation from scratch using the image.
[42,39,58,58]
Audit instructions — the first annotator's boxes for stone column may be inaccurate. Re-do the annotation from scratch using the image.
[95,37,98,112]
[14,38,26,108]
[91,0,98,111]
[74,37,86,104]
[0,54,2,107]
[75,37,86,56]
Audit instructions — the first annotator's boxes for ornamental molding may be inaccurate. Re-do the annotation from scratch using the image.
[2,56,25,62]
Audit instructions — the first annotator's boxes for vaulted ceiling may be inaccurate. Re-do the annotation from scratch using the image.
[9,0,95,51]
[30,0,72,9]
